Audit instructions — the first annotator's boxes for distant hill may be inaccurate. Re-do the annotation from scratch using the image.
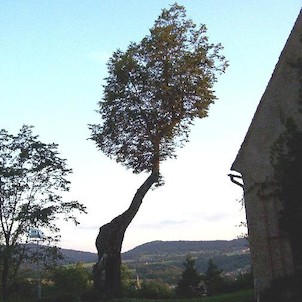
[122,238,249,261]
[59,238,249,264]
[60,248,98,264]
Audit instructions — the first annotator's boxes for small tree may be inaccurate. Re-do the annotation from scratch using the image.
[176,256,204,298]
[0,125,86,300]
[89,3,227,299]
[203,258,225,296]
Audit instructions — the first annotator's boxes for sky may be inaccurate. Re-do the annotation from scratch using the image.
[1,1,301,253]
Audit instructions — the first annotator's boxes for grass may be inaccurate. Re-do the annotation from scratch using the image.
[0,289,254,302]
[119,289,254,302]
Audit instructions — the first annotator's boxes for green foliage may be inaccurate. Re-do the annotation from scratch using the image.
[138,280,173,299]
[0,125,87,300]
[231,271,254,291]
[203,259,226,296]
[3,277,35,301]
[176,256,204,298]
[134,261,183,285]
[124,239,251,288]
[120,263,174,299]
[120,263,138,297]
[51,263,91,295]
[0,125,86,238]
[89,3,228,174]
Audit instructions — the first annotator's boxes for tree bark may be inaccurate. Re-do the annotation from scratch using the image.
[93,171,159,299]
[2,248,10,301]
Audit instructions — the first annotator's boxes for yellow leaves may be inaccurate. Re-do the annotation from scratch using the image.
[91,3,228,174]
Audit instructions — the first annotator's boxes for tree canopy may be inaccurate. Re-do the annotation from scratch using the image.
[0,125,86,241]
[90,3,228,174]
[0,125,86,299]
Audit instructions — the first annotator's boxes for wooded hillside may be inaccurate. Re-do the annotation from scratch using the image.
[59,239,250,285]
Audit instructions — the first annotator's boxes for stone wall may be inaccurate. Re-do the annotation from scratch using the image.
[231,9,302,301]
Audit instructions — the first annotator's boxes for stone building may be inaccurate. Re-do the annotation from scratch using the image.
[230,9,302,301]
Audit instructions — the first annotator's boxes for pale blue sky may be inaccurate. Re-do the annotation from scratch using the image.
[1,1,301,252]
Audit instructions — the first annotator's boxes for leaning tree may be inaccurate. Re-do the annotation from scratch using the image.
[89,3,228,299]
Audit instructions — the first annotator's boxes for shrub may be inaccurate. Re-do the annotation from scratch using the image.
[120,263,138,297]
[138,280,173,299]
[50,263,91,296]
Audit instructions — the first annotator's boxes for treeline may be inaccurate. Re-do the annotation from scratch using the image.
[129,253,250,284]
[121,256,253,300]
[1,256,253,301]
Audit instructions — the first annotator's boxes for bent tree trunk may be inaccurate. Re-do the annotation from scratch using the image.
[93,171,159,299]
